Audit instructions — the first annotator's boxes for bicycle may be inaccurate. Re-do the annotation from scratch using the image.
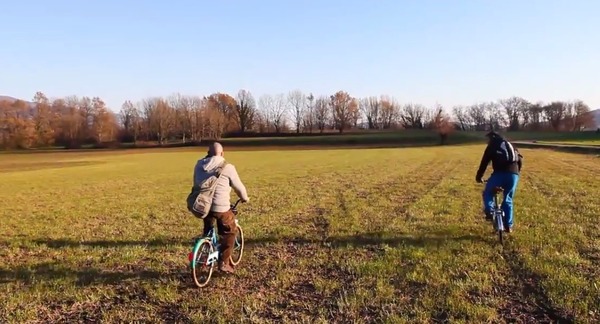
[188,199,245,288]
[482,179,506,245]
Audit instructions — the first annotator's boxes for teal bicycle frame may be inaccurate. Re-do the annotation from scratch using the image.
[189,199,244,287]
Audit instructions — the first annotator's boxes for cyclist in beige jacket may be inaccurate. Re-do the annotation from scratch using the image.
[192,142,249,273]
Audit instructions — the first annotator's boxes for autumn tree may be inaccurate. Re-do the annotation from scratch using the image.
[0,100,10,147]
[430,106,455,145]
[32,91,56,146]
[143,97,175,145]
[78,96,94,142]
[5,100,36,149]
[330,91,356,133]
[61,96,84,147]
[90,97,117,143]
[205,93,237,133]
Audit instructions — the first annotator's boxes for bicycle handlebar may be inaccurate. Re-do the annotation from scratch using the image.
[230,198,245,210]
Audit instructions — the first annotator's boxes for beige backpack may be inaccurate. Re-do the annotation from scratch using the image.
[186,160,228,219]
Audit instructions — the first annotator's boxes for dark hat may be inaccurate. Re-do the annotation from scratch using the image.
[485,131,501,139]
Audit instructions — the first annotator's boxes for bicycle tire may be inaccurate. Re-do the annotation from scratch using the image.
[191,240,215,288]
[230,224,244,266]
[496,210,504,245]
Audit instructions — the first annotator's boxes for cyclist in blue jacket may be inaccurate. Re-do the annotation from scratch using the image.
[475,131,523,233]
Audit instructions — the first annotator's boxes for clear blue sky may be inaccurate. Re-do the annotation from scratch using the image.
[1,0,599,112]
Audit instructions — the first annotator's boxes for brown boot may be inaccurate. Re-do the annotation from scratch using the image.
[218,261,235,274]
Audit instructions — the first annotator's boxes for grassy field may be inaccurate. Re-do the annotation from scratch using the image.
[0,145,599,323]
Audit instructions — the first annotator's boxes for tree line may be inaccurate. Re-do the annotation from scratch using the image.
[0,89,596,149]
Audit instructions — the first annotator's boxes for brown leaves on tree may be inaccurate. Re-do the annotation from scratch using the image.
[0,89,596,150]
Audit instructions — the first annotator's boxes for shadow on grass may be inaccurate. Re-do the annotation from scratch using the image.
[29,237,184,248]
[22,228,490,250]
[0,230,490,286]
[0,261,182,286]
[244,231,492,248]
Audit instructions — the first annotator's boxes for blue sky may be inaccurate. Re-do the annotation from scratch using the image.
[1,0,598,111]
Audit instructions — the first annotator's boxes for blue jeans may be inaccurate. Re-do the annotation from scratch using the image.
[483,172,519,228]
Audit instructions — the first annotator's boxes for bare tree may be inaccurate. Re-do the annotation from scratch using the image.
[314,96,330,133]
[452,105,473,131]
[498,96,529,131]
[119,100,143,143]
[360,96,381,129]
[401,103,427,129]
[543,101,567,131]
[564,100,594,131]
[189,96,206,142]
[288,90,306,133]
[523,102,545,130]
[62,96,84,147]
[235,89,257,133]
[380,96,400,129]
[485,101,506,130]
[259,93,288,133]
[303,93,316,133]
[468,103,488,131]
[168,93,195,142]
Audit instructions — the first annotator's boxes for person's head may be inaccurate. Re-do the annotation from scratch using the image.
[207,142,224,157]
[485,131,502,143]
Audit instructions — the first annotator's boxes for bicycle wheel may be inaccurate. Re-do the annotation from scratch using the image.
[191,240,215,288]
[230,224,244,266]
[496,210,504,245]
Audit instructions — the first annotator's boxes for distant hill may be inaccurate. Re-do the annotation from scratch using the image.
[0,95,19,103]
[0,95,36,109]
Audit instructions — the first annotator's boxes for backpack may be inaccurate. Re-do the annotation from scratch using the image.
[493,139,519,166]
[186,160,228,219]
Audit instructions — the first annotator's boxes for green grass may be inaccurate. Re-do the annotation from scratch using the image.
[1,146,599,323]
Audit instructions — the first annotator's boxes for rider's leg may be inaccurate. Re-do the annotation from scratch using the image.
[215,209,238,272]
[501,173,519,230]
[202,216,214,237]
[482,172,502,219]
